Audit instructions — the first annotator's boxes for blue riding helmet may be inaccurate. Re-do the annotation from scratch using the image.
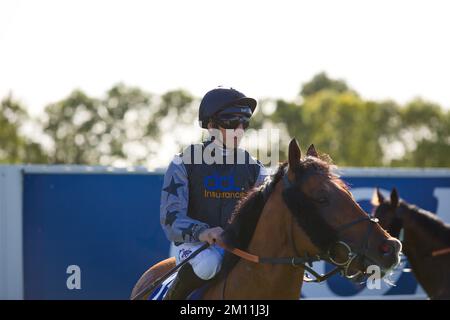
[198,87,257,128]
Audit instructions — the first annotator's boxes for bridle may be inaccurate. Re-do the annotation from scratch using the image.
[221,168,380,283]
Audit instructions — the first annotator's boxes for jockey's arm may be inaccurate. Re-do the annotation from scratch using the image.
[160,155,210,243]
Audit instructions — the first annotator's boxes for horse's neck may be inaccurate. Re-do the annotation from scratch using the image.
[400,203,441,254]
[399,203,450,297]
[223,182,306,299]
[247,183,297,257]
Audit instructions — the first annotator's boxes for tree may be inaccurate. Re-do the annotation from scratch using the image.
[43,85,155,165]
[271,73,402,166]
[0,95,47,164]
[43,89,103,164]
[300,72,353,98]
[391,99,450,167]
[272,73,449,167]
[4,73,449,168]
[42,85,197,166]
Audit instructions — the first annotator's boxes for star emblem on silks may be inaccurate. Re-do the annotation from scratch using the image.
[163,176,183,199]
[164,210,178,226]
[180,223,195,242]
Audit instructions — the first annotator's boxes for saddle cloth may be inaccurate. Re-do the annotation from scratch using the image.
[147,272,208,300]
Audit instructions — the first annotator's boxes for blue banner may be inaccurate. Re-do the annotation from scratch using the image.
[22,172,450,299]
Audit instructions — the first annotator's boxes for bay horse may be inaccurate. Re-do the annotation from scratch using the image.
[372,188,450,299]
[132,139,401,300]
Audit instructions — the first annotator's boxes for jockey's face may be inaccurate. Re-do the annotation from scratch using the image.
[208,113,247,149]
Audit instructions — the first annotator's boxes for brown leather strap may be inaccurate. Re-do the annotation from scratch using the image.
[432,247,450,257]
[219,243,321,266]
[218,200,302,265]
[221,245,260,263]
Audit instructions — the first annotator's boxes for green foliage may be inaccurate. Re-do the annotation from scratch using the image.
[272,91,392,166]
[43,85,154,164]
[271,74,449,167]
[0,95,47,164]
[300,72,353,97]
[41,85,196,165]
[390,99,450,167]
[1,73,449,167]
[44,90,100,164]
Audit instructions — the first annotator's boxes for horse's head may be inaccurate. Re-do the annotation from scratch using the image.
[284,138,402,281]
[371,188,403,239]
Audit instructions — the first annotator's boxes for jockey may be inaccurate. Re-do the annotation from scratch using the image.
[160,86,269,300]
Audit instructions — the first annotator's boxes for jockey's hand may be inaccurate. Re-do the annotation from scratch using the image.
[199,227,225,247]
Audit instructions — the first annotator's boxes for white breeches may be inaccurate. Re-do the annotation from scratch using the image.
[174,242,225,280]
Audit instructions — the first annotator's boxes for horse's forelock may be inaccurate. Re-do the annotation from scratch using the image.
[285,155,351,250]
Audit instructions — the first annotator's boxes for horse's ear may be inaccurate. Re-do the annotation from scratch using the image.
[288,138,301,169]
[391,188,399,207]
[371,187,384,206]
[306,144,319,158]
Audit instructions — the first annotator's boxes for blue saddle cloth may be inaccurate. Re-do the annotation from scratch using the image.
[148,273,176,300]
[148,272,210,300]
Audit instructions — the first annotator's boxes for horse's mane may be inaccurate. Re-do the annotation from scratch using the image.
[400,201,450,245]
[219,162,288,277]
[222,162,289,248]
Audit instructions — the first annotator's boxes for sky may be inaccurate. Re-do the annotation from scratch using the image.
[1,0,450,117]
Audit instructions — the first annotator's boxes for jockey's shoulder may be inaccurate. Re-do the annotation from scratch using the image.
[172,143,202,164]
[168,152,186,168]
[167,143,201,168]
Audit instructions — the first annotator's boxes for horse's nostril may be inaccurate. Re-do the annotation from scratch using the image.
[379,242,394,255]
[379,239,401,256]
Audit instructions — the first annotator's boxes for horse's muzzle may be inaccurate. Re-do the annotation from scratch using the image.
[378,238,402,270]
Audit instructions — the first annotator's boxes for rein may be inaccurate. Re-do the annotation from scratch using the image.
[219,243,339,282]
[432,247,450,257]
[220,167,380,283]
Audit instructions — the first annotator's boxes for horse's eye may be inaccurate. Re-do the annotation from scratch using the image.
[317,197,329,205]
[315,189,329,205]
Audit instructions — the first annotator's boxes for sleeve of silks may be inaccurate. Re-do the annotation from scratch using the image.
[159,154,210,243]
